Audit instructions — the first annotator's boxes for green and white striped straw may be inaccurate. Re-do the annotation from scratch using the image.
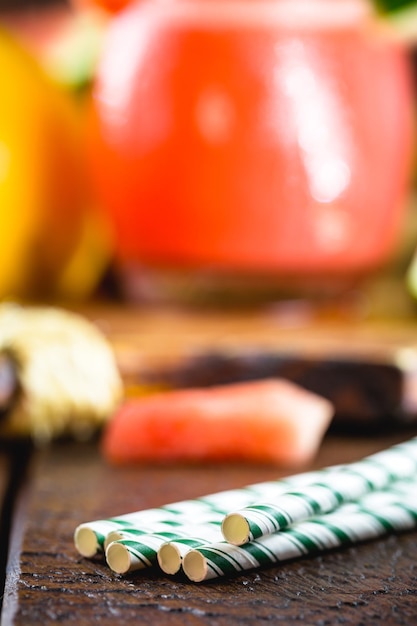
[222,436,417,545]
[106,533,169,574]
[157,525,224,575]
[184,482,417,582]
[75,437,417,562]
[74,470,328,557]
[75,514,188,558]
[105,522,223,574]
[104,522,220,552]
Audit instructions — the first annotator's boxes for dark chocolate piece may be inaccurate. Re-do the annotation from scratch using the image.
[142,351,414,433]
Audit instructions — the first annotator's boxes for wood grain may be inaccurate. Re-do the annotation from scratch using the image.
[2,432,417,626]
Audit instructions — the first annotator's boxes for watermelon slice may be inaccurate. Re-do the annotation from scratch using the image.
[101,379,334,467]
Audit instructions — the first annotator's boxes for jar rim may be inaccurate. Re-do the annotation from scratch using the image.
[131,0,372,30]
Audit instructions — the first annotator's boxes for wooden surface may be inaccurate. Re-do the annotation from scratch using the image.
[2,433,417,626]
[1,305,417,625]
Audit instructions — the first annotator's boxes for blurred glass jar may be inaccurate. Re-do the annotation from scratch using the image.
[88,0,414,303]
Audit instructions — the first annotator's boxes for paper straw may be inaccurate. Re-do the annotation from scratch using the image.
[106,534,168,574]
[184,483,417,582]
[222,436,417,545]
[75,515,185,558]
[104,523,202,551]
[74,470,327,557]
[106,522,222,574]
[157,526,224,575]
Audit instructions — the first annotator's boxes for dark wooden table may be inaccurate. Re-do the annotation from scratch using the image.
[2,433,417,626]
[1,306,417,625]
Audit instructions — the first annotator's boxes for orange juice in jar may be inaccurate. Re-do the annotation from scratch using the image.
[88,0,414,301]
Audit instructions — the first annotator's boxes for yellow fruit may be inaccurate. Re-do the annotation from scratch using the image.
[0,28,88,299]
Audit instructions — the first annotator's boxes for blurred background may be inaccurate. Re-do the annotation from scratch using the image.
[1,0,417,318]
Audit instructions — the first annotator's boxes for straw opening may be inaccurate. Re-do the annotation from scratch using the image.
[222,513,250,545]
[157,543,182,575]
[104,530,124,551]
[74,526,100,558]
[183,550,207,583]
[106,542,132,574]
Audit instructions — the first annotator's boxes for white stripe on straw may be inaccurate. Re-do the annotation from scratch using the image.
[184,484,417,582]
[222,437,417,545]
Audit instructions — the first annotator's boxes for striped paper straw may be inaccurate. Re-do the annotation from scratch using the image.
[74,470,327,557]
[222,436,417,545]
[184,483,417,582]
[106,533,168,574]
[157,525,224,575]
[106,522,223,574]
[75,515,187,558]
[103,523,218,552]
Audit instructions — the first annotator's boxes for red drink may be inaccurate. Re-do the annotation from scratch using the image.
[89,0,414,296]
